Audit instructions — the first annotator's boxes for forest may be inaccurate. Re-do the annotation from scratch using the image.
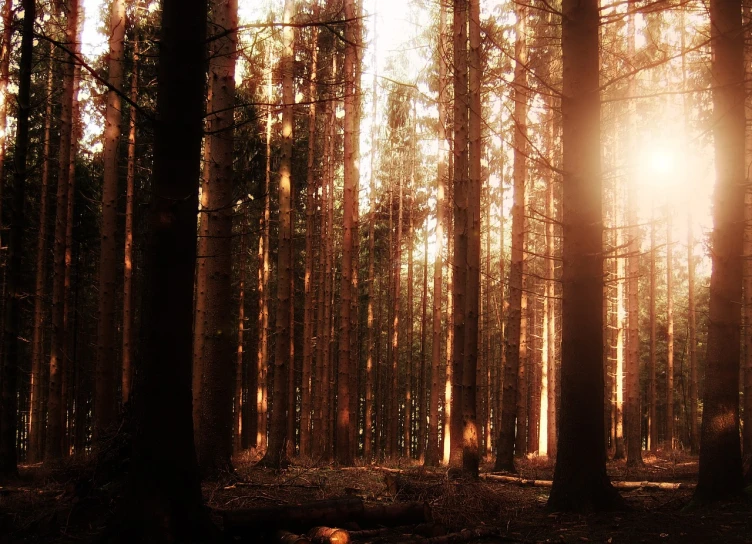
[0,0,750,541]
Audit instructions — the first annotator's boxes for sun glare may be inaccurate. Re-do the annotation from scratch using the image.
[648,149,675,176]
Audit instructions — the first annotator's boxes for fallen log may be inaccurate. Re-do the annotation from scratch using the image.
[276,530,311,544]
[481,473,695,490]
[349,523,446,540]
[308,526,350,544]
[222,497,432,536]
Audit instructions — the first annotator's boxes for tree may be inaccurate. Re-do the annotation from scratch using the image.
[336,0,357,465]
[260,0,295,469]
[95,0,127,438]
[695,0,745,502]
[46,0,80,463]
[547,0,622,511]
[495,1,527,473]
[0,0,31,479]
[113,0,212,536]
[193,0,238,478]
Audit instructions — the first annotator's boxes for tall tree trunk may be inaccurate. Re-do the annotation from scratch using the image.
[547,0,622,511]
[46,0,80,463]
[235,206,246,454]
[615,197,626,461]
[426,0,448,468]
[450,0,469,468]
[122,37,139,405]
[695,0,745,501]
[688,211,698,453]
[539,177,554,457]
[419,223,429,459]
[0,0,31,478]
[115,0,213,536]
[626,0,643,463]
[389,173,404,457]
[95,0,127,438]
[261,0,294,469]
[0,0,11,226]
[194,0,238,478]
[300,11,319,459]
[648,205,656,450]
[463,0,481,476]
[29,43,55,464]
[406,193,414,458]
[443,166,454,466]
[336,0,357,465]
[546,169,557,460]
[665,211,674,451]
[257,49,273,452]
[495,2,526,472]
[741,0,752,466]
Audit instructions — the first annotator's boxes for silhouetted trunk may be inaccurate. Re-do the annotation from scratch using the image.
[0,0,31,478]
[114,0,212,537]
[548,0,622,511]
[648,205,656,451]
[742,0,752,465]
[665,211,674,451]
[29,43,55,464]
[235,206,246,454]
[695,0,745,502]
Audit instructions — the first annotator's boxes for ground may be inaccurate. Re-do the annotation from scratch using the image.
[1,450,750,542]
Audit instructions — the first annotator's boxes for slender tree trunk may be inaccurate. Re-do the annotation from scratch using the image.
[95,0,126,438]
[0,0,32,478]
[46,0,80,463]
[406,193,414,458]
[122,37,139,405]
[548,0,622,511]
[0,0,11,223]
[648,205,656,450]
[495,2,526,472]
[257,50,273,452]
[741,0,752,465]
[427,1,448,468]
[615,197,626,461]
[539,180,553,457]
[235,207,247,454]
[688,212,698,453]
[300,8,319,459]
[443,169,454,466]
[29,43,55,464]
[336,0,357,465]
[462,0,481,476]
[696,0,745,501]
[115,0,213,536]
[546,172,557,460]
[419,225,428,459]
[449,0,469,469]
[261,0,294,469]
[666,211,674,451]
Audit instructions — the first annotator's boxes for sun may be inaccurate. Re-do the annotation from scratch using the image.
[648,148,675,176]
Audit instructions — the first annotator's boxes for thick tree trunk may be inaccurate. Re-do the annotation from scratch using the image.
[46,0,79,463]
[742,0,752,466]
[95,0,126,438]
[114,0,212,537]
[194,0,238,478]
[389,175,404,458]
[695,0,745,502]
[261,0,294,469]
[426,1,448,468]
[547,0,622,511]
[29,43,55,464]
[122,37,139,405]
[495,2,526,472]
[0,0,32,478]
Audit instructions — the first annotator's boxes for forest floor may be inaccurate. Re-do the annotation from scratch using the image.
[1,449,750,542]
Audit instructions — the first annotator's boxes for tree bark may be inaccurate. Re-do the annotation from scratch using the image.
[495,2,526,472]
[261,0,294,469]
[695,0,745,502]
[547,0,622,511]
[665,211,674,451]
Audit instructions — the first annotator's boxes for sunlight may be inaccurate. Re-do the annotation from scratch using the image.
[648,148,675,176]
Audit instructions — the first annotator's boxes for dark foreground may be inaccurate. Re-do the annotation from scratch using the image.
[1,451,750,543]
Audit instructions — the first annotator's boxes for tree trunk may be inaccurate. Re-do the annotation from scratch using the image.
[426,1,448,468]
[235,206,247,454]
[443,167,454,466]
[665,211,674,451]
[463,0,481,476]
[337,0,357,465]
[419,223,428,459]
[46,0,79,463]
[261,0,294,469]
[122,36,139,405]
[193,0,238,477]
[741,0,752,466]
[94,0,126,438]
[547,0,622,511]
[495,2,526,472]
[695,0,745,502]
[450,0,469,469]
[406,192,414,458]
[0,0,31,478]
[29,42,55,464]
[648,205,657,451]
